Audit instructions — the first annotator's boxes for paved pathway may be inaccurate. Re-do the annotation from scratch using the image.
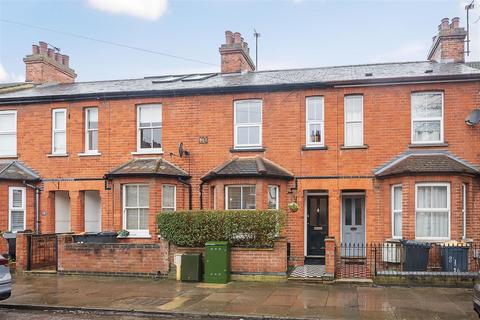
[0,274,477,319]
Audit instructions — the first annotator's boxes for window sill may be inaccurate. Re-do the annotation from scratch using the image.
[230,147,266,153]
[124,233,151,239]
[409,142,448,148]
[78,152,102,157]
[302,145,328,151]
[340,145,368,150]
[131,150,164,156]
[47,153,69,158]
[414,238,450,242]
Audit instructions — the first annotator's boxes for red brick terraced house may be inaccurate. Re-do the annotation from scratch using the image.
[0,18,480,269]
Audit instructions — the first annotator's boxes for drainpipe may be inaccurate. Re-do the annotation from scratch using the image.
[23,181,41,235]
[177,177,192,210]
[199,181,206,210]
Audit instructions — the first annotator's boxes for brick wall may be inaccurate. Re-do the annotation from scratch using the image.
[57,235,169,276]
[170,239,287,274]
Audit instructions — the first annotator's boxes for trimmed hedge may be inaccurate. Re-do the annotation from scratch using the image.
[157,210,285,248]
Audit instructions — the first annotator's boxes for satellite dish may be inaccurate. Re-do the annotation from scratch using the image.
[178,142,184,158]
[466,109,480,126]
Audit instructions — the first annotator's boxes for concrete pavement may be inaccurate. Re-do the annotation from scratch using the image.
[0,274,477,319]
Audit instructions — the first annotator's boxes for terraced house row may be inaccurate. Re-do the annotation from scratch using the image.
[0,17,480,267]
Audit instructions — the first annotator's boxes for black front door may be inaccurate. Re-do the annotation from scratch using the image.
[307,195,328,257]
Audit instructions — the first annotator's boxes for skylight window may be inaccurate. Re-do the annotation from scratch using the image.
[150,75,187,83]
[181,74,216,81]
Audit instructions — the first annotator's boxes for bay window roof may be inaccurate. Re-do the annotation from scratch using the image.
[201,156,293,181]
[374,151,480,178]
[0,160,40,181]
[106,158,189,178]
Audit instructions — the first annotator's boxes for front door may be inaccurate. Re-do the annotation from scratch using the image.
[342,195,365,249]
[306,195,328,257]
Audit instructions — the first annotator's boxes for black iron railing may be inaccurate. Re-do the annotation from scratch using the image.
[27,234,57,271]
[337,242,480,279]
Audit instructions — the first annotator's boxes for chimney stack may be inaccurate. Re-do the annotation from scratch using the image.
[427,17,467,63]
[219,31,255,73]
[23,41,77,84]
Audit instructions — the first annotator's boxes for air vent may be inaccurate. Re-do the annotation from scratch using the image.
[365,72,373,77]
[425,69,433,73]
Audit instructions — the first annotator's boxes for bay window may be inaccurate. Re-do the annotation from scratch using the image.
[0,110,16,157]
[234,100,262,149]
[411,92,443,144]
[415,183,450,240]
[225,185,256,210]
[268,185,279,210]
[52,109,67,154]
[123,184,149,237]
[162,185,176,211]
[9,187,26,232]
[391,185,402,239]
[137,104,162,152]
[344,95,363,147]
[306,96,324,147]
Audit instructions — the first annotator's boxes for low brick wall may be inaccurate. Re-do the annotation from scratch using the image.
[0,236,7,256]
[57,235,169,276]
[170,239,288,275]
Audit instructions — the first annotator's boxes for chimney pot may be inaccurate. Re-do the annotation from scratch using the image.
[234,32,242,44]
[55,53,62,63]
[440,17,449,30]
[47,48,54,58]
[32,44,40,55]
[225,31,234,44]
[451,17,460,28]
[62,55,69,67]
[39,41,48,54]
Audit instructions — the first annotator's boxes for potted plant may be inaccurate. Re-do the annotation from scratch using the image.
[117,230,130,238]
[288,202,299,212]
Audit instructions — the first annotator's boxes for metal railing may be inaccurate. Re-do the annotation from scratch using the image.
[337,242,480,279]
[27,234,58,271]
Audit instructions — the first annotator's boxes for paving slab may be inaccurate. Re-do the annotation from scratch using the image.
[0,274,477,320]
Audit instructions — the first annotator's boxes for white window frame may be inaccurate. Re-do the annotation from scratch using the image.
[84,107,99,153]
[462,183,467,240]
[344,95,364,147]
[52,108,67,155]
[415,182,450,241]
[136,104,163,153]
[411,92,444,144]
[268,185,279,210]
[233,100,262,149]
[0,110,17,157]
[162,184,176,211]
[391,185,402,239]
[122,184,150,237]
[9,186,26,233]
[225,185,256,210]
[305,96,324,147]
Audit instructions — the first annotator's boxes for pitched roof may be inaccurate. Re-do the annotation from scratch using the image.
[201,156,293,181]
[374,151,480,178]
[105,158,189,178]
[0,61,479,104]
[0,161,40,181]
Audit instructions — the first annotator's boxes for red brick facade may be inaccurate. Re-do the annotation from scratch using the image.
[1,19,480,273]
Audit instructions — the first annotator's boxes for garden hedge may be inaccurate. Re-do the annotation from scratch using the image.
[157,210,285,248]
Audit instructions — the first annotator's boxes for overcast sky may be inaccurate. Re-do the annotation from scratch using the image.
[0,0,479,83]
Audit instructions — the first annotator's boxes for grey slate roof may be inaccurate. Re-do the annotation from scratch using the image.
[0,161,40,181]
[374,150,480,177]
[201,156,293,181]
[0,61,479,104]
[105,158,189,178]
[466,61,480,70]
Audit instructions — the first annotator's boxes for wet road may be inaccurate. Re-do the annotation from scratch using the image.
[0,309,231,320]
